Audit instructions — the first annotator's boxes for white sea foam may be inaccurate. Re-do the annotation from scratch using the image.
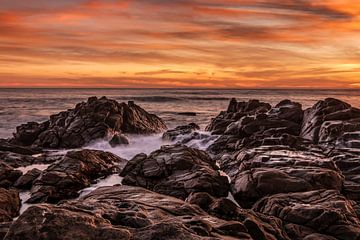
[16,164,50,174]
[19,191,32,215]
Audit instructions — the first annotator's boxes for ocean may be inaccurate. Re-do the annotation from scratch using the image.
[1,88,359,140]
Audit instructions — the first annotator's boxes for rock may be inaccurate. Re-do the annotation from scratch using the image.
[14,168,42,189]
[0,188,20,222]
[5,185,286,240]
[0,139,41,155]
[162,123,200,141]
[253,190,360,240]
[207,99,303,156]
[11,97,167,149]
[206,99,271,135]
[219,145,344,207]
[0,162,22,189]
[27,149,127,203]
[120,144,229,200]
[109,133,129,147]
[0,222,11,240]
[301,98,360,145]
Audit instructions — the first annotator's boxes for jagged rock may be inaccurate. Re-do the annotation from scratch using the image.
[0,162,22,188]
[301,98,360,146]
[0,139,41,155]
[208,99,303,155]
[120,144,229,200]
[186,192,290,240]
[162,123,200,141]
[0,188,20,222]
[219,145,344,208]
[14,168,42,189]
[109,133,129,147]
[11,97,167,149]
[0,222,11,239]
[206,99,271,134]
[5,185,288,240]
[253,190,360,240]
[27,149,127,203]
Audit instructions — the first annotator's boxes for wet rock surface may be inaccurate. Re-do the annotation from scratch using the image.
[121,144,229,200]
[6,185,289,240]
[27,149,127,203]
[11,97,167,149]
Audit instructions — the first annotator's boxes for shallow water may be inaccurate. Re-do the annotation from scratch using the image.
[1,88,359,138]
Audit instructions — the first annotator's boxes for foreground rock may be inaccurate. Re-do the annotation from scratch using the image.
[220,145,344,207]
[0,188,20,222]
[121,144,229,200]
[5,185,290,240]
[162,123,200,141]
[11,97,167,149]
[27,149,127,203]
[0,162,22,188]
[253,190,360,240]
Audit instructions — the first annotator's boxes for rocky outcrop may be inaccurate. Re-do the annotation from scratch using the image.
[253,190,360,240]
[109,133,130,147]
[220,145,344,207]
[11,97,167,149]
[206,99,271,134]
[14,168,42,189]
[208,99,304,155]
[5,185,290,240]
[27,149,127,203]
[121,144,229,200]
[301,98,360,147]
[0,188,20,222]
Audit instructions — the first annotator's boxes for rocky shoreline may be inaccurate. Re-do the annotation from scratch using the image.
[0,96,360,239]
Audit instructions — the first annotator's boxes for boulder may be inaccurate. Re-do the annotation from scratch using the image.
[27,149,127,203]
[253,190,360,240]
[11,97,167,149]
[301,98,360,145]
[0,188,20,222]
[5,185,287,240]
[109,133,130,147]
[121,144,229,200]
[162,123,200,141]
[14,168,42,189]
[0,162,22,189]
[219,146,344,207]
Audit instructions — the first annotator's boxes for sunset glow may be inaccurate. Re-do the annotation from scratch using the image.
[0,0,360,88]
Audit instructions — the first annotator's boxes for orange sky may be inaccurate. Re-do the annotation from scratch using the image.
[0,0,359,88]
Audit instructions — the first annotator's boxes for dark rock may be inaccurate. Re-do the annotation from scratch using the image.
[0,139,41,155]
[0,162,22,189]
[162,123,200,141]
[0,188,20,222]
[11,97,167,149]
[27,149,127,203]
[219,145,344,207]
[6,185,261,240]
[109,133,129,147]
[14,168,42,190]
[301,98,360,145]
[206,99,271,134]
[253,190,360,240]
[120,144,229,200]
[0,222,11,240]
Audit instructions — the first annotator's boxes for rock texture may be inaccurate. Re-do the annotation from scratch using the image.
[11,97,167,149]
[0,188,20,222]
[121,144,229,200]
[162,123,200,141]
[5,185,290,240]
[0,162,22,189]
[27,149,127,203]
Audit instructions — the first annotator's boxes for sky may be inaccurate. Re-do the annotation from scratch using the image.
[0,0,359,88]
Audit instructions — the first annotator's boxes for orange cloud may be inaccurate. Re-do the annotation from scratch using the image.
[0,0,359,88]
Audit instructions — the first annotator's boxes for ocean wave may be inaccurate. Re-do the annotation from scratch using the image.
[117,96,182,102]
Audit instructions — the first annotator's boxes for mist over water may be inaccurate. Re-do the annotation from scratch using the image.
[1,88,360,138]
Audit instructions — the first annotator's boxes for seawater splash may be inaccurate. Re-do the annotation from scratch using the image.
[78,174,123,198]
[86,134,169,160]
[19,191,32,215]
[16,164,50,174]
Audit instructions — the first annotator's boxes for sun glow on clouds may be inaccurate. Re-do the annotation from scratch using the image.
[0,0,359,88]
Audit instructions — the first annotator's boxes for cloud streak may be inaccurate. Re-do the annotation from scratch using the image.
[0,0,359,88]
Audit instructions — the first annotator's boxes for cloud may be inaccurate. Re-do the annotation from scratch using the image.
[0,0,359,88]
